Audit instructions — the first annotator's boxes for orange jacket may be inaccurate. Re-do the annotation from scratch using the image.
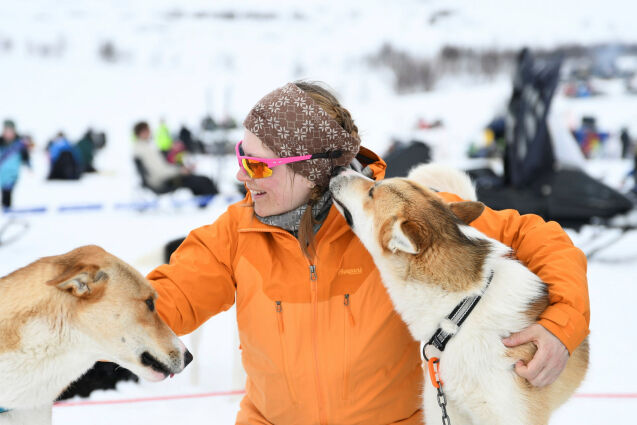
[149,148,589,425]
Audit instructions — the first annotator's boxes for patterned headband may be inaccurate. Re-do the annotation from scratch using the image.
[243,83,360,187]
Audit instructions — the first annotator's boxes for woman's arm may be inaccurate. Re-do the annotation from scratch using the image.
[148,211,237,336]
[439,192,589,386]
[439,191,589,352]
[472,205,589,353]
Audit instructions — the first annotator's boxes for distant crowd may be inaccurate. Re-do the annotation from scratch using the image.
[0,119,106,209]
[0,115,238,210]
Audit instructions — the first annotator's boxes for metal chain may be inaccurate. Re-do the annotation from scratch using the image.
[436,385,451,425]
[430,357,451,425]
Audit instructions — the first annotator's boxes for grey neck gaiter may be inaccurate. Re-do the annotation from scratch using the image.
[256,190,333,235]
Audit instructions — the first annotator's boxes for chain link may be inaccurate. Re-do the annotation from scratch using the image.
[436,386,451,425]
[431,357,451,425]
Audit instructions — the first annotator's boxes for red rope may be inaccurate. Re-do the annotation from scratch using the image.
[53,389,246,407]
[53,390,636,408]
[574,393,637,399]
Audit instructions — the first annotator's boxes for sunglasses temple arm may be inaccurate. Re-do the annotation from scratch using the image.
[273,150,343,165]
[269,154,313,166]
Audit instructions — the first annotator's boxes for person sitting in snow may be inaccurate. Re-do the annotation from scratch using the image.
[0,119,31,209]
[132,121,217,203]
[47,132,84,180]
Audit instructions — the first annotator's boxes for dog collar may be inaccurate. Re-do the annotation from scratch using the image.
[422,269,494,361]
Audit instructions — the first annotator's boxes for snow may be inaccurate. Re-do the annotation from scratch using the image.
[1,0,636,423]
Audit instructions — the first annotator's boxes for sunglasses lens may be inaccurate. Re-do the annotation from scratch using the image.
[242,158,272,178]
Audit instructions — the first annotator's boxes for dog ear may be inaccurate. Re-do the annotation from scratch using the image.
[386,219,423,255]
[449,201,485,225]
[46,264,109,298]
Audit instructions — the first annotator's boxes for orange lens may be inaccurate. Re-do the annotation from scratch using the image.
[242,158,273,178]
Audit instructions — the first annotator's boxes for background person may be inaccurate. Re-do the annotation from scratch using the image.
[47,132,83,180]
[74,128,105,173]
[0,119,31,209]
[132,121,217,202]
[148,81,589,424]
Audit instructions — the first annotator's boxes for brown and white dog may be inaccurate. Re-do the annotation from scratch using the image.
[0,245,192,425]
[330,164,588,425]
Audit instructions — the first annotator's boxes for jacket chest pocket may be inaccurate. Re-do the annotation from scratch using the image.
[342,293,355,401]
[274,300,298,404]
[235,258,300,410]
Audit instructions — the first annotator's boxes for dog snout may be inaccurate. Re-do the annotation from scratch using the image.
[329,171,350,194]
[141,351,172,376]
[184,349,193,368]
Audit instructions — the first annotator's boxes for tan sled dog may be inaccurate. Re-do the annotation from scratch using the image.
[330,165,588,425]
[0,245,192,425]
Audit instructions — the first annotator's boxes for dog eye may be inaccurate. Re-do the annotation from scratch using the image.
[145,298,155,312]
[368,186,374,198]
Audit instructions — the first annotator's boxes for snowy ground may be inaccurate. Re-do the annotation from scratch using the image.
[1,0,637,424]
[3,141,636,425]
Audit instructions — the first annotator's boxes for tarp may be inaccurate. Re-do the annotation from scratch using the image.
[472,48,633,228]
[504,48,562,188]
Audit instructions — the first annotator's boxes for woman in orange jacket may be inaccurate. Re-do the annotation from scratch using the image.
[148,81,589,425]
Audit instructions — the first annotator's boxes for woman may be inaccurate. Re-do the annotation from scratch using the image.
[149,82,589,424]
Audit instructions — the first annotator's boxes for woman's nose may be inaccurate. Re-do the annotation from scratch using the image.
[236,167,251,182]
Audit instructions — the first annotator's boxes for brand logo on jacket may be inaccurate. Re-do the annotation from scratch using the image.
[338,267,363,276]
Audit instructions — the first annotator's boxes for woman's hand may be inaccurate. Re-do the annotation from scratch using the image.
[502,323,569,387]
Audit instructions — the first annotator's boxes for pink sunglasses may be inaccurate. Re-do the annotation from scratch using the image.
[235,140,342,179]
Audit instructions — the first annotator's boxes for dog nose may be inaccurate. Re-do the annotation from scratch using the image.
[331,166,348,177]
[184,349,193,367]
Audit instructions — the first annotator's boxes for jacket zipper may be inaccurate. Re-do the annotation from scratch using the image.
[343,293,355,400]
[275,300,297,403]
[309,264,328,425]
[344,293,356,326]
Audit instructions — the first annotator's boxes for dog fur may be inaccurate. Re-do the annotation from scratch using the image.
[0,245,191,425]
[330,164,588,425]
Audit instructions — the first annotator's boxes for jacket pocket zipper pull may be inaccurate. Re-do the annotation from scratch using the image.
[275,301,284,333]
[344,294,356,326]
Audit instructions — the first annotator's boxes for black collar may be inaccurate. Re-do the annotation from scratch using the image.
[423,270,494,361]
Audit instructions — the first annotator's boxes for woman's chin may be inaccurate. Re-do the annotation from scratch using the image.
[253,200,268,216]
[254,207,271,217]
[254,203,282,218]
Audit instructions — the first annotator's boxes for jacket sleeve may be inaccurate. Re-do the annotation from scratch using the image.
[439,192,590,354]
[147,210,237,336]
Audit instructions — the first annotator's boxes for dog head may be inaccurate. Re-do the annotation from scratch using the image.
[45,245,192,381]
[329,168,490,291]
